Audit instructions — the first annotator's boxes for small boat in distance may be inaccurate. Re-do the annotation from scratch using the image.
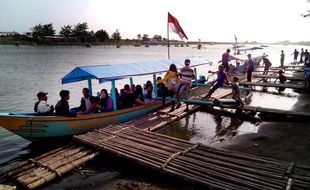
[0,57,211,140]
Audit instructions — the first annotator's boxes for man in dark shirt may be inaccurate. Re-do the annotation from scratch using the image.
[246,54,255,82]
[55,90,76,116]
[219,49,231,72]
[261,54,272,75]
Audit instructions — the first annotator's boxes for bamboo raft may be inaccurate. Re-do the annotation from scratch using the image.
[74,125,310,190]
[239,82,304,90]
[253,74,304,82]
[0,144,99,189]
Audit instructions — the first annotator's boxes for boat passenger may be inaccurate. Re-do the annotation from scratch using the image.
[119,84,144,109]
[205,65,229,99]
[261,54,272,75]
[78,96,101,114]
[176,59,195,110]
[80,88,93,111]
[134,85,144,103]
[143,81,156,103]
[70,87,93,114]
[158,64,179,111]
[99,89,113,112]
[274,70,287,92]
[55,90,76,117]
[34,91,54,116]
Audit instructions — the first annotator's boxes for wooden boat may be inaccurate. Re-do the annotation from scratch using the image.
[0,57,211,140]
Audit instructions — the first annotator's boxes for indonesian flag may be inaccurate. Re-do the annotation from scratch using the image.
[168,12,188,42]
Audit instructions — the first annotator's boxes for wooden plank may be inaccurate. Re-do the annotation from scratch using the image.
[239,82,304,89]
[253,74,304,81]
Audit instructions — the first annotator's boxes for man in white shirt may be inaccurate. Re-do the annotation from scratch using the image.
[34,92,54,115]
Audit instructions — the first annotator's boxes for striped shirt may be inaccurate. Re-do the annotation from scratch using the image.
[180,66,195,86]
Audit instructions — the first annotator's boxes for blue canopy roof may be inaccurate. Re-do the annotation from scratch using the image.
[62,56,212,84]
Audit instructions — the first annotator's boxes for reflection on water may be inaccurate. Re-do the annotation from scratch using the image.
[0,127,30,165]
[158,111,259,145]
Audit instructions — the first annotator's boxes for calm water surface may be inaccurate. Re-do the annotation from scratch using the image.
[0,44,309,189]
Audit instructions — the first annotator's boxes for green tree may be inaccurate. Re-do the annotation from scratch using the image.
[152,35,162,41]
[59,25,73,38]
[137,34,141,40]
[42,23,55,36]
[112,29,121,41]
[95,29,109,41]
[31,24,43,38]
[72,22,89,37]
[142,34,149,41]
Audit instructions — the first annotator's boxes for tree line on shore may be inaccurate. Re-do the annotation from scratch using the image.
[7,22,170,45]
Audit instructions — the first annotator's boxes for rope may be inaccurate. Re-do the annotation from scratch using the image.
[28,158,62,177]
[161,144,198,169]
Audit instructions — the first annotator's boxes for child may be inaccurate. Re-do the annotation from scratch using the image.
[231,77,244,107]
[205,65,229,98]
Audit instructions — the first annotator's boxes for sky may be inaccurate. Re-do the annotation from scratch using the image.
[0,0,309,43]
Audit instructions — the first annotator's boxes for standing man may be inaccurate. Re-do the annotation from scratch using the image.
[300,48,304,63]
[175,59,195,110]
[280,50,285,68]
[219,49,231,72]
[292,49,299,63]
[261,54,272,75]
[246,54,255,82]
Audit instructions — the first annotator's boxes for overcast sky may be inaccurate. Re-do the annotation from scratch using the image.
[0,0,309,42]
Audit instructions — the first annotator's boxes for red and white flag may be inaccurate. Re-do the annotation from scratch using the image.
[168,12,188,42]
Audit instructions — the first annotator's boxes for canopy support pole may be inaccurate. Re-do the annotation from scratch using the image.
[111,80,117,111]
[129,78,133,86]
[88,79,93,96]
[194,68,198,86]
[153,74,158,98]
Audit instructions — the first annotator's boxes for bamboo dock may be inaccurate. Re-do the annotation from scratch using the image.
[74,125,310,190]
[239,82,304,90]
[253,74,304,82]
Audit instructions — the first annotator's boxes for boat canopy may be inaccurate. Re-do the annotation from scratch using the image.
[62,56,212,84]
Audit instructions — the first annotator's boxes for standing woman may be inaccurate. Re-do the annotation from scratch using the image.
[99,89,113,112]
[158,63,179,112]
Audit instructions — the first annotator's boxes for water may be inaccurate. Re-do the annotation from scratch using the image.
[0,44,309,189]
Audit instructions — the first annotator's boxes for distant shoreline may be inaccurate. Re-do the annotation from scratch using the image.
[1,38,310,46]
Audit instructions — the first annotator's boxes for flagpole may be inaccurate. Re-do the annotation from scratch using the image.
[167,14,170,59]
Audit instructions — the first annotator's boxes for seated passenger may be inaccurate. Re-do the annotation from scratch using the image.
[134,85,144,102]
[34,91,54,116]
[78,96,101,114]
[99,89,113,112]
[55,90,76,117]
[119,84,144,108]
[143,80,156,103]
[71,87,93,114]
